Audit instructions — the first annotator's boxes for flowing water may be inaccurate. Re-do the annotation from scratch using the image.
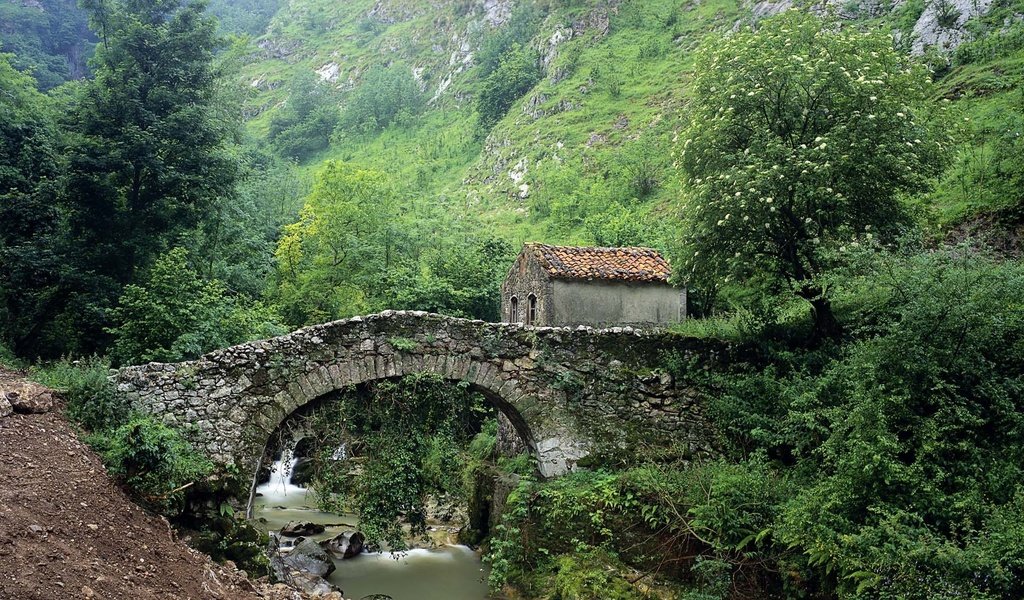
[328,546,489,600]
[252,443,490,600]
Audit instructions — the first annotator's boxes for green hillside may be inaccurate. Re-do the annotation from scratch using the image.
[229,0,1023,251]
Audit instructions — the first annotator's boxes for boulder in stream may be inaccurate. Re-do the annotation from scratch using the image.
[321,531,365,559]
[290,570,341,596]
[269,536,343,597]
[283,537,336,578]
[280,521,326,537]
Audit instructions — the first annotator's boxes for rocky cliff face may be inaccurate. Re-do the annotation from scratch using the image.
[0,0,94,89]
[910,0,997,54]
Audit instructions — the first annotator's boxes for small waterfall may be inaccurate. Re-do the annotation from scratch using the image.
[256,436,307,502]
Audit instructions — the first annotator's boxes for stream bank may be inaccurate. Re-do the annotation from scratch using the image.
[252,442,491,600]
[0,368,266,599]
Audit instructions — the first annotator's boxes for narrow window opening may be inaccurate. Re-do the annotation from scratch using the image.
[527,294,538,326]
[510,296,519,323]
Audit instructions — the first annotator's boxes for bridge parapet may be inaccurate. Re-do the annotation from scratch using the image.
[115,310,723,493]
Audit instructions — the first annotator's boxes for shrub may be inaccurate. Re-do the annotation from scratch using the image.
[0,340,24,369]
[32,356,129,432]
[267,73,340,160]
[92,416,213,515]
[193,515,270,575]
[553,548,644,599]
[107,247,282,366]
[340,64,424,133]
[477,44,541,132]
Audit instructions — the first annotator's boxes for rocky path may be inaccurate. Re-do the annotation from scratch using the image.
[0,368,319,600]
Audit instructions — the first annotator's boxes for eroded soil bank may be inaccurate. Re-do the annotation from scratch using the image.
[0,368,288,600]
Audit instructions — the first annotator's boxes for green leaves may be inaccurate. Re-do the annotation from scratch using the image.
[477,43,541,133]
[272,160,395,324]
[678,12,948,338]
[268,72,339,160]
[709,248,1024,597]
[94,415,213,515]
[303,373,493,550]
[107,247,283,366]
[339,64,425,134]
[40,0,240,355]
[273,159,513,325]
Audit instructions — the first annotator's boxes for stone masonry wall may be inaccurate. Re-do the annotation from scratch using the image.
[114,311,723,493]
[501,251,555,325]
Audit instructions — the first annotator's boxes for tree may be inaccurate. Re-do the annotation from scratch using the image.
[477,44,540,132]
[107,247,282,366]
[267,71,339,160]
[53,0,238,354]
[0,52,62,355]
[340,64,424,134]
[0,0,95,90]
[273,161,401,325]
[380,237,514,321]
[678,12,946,339]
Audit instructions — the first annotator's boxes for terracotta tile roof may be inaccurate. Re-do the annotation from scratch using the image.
[524,243,671,283]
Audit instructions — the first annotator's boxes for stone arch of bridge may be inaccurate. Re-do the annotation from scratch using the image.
[244,352,551,511]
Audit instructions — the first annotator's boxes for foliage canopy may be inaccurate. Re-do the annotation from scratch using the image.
[679,12,947,338]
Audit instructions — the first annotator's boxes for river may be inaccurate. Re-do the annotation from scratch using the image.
[252,449,491,600]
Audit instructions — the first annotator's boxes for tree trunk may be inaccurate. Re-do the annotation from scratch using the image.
[796,286,843,342]
[808,295,842,342]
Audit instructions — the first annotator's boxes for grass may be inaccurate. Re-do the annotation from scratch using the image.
[922,49,1024,227]
[29,356,110,391]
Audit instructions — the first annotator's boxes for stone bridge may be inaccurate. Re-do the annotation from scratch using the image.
[114,311,721,498]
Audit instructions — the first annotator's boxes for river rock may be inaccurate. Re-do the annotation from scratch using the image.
[268,536,342,597]
[321,531,365,559]
[283,537,336,578]
[290,458,316,486]
[293,436,315,457]
[289,570,341,596]
[280,521,326,537]
[267,536,290,582]
[2,382,54,414]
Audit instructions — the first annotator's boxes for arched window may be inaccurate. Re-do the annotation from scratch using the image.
[510,296,519,323]
[527,294,538,326]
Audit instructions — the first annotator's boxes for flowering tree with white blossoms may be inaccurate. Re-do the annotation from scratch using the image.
[678,11,946,339]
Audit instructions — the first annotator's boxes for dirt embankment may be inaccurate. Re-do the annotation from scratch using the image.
[0,368,317,600]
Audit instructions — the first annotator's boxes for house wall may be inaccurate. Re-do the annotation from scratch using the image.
[550,279,684,327]
[501,252,554,325]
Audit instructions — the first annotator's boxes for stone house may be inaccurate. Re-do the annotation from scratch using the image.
[500,243,685,327]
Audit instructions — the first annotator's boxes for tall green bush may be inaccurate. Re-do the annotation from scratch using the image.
[340,64,424,133]
[107,247,283,366]
[92,416,213,515]
[477,44,541,132]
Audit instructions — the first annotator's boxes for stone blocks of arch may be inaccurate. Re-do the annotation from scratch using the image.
[114,310,721,492]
